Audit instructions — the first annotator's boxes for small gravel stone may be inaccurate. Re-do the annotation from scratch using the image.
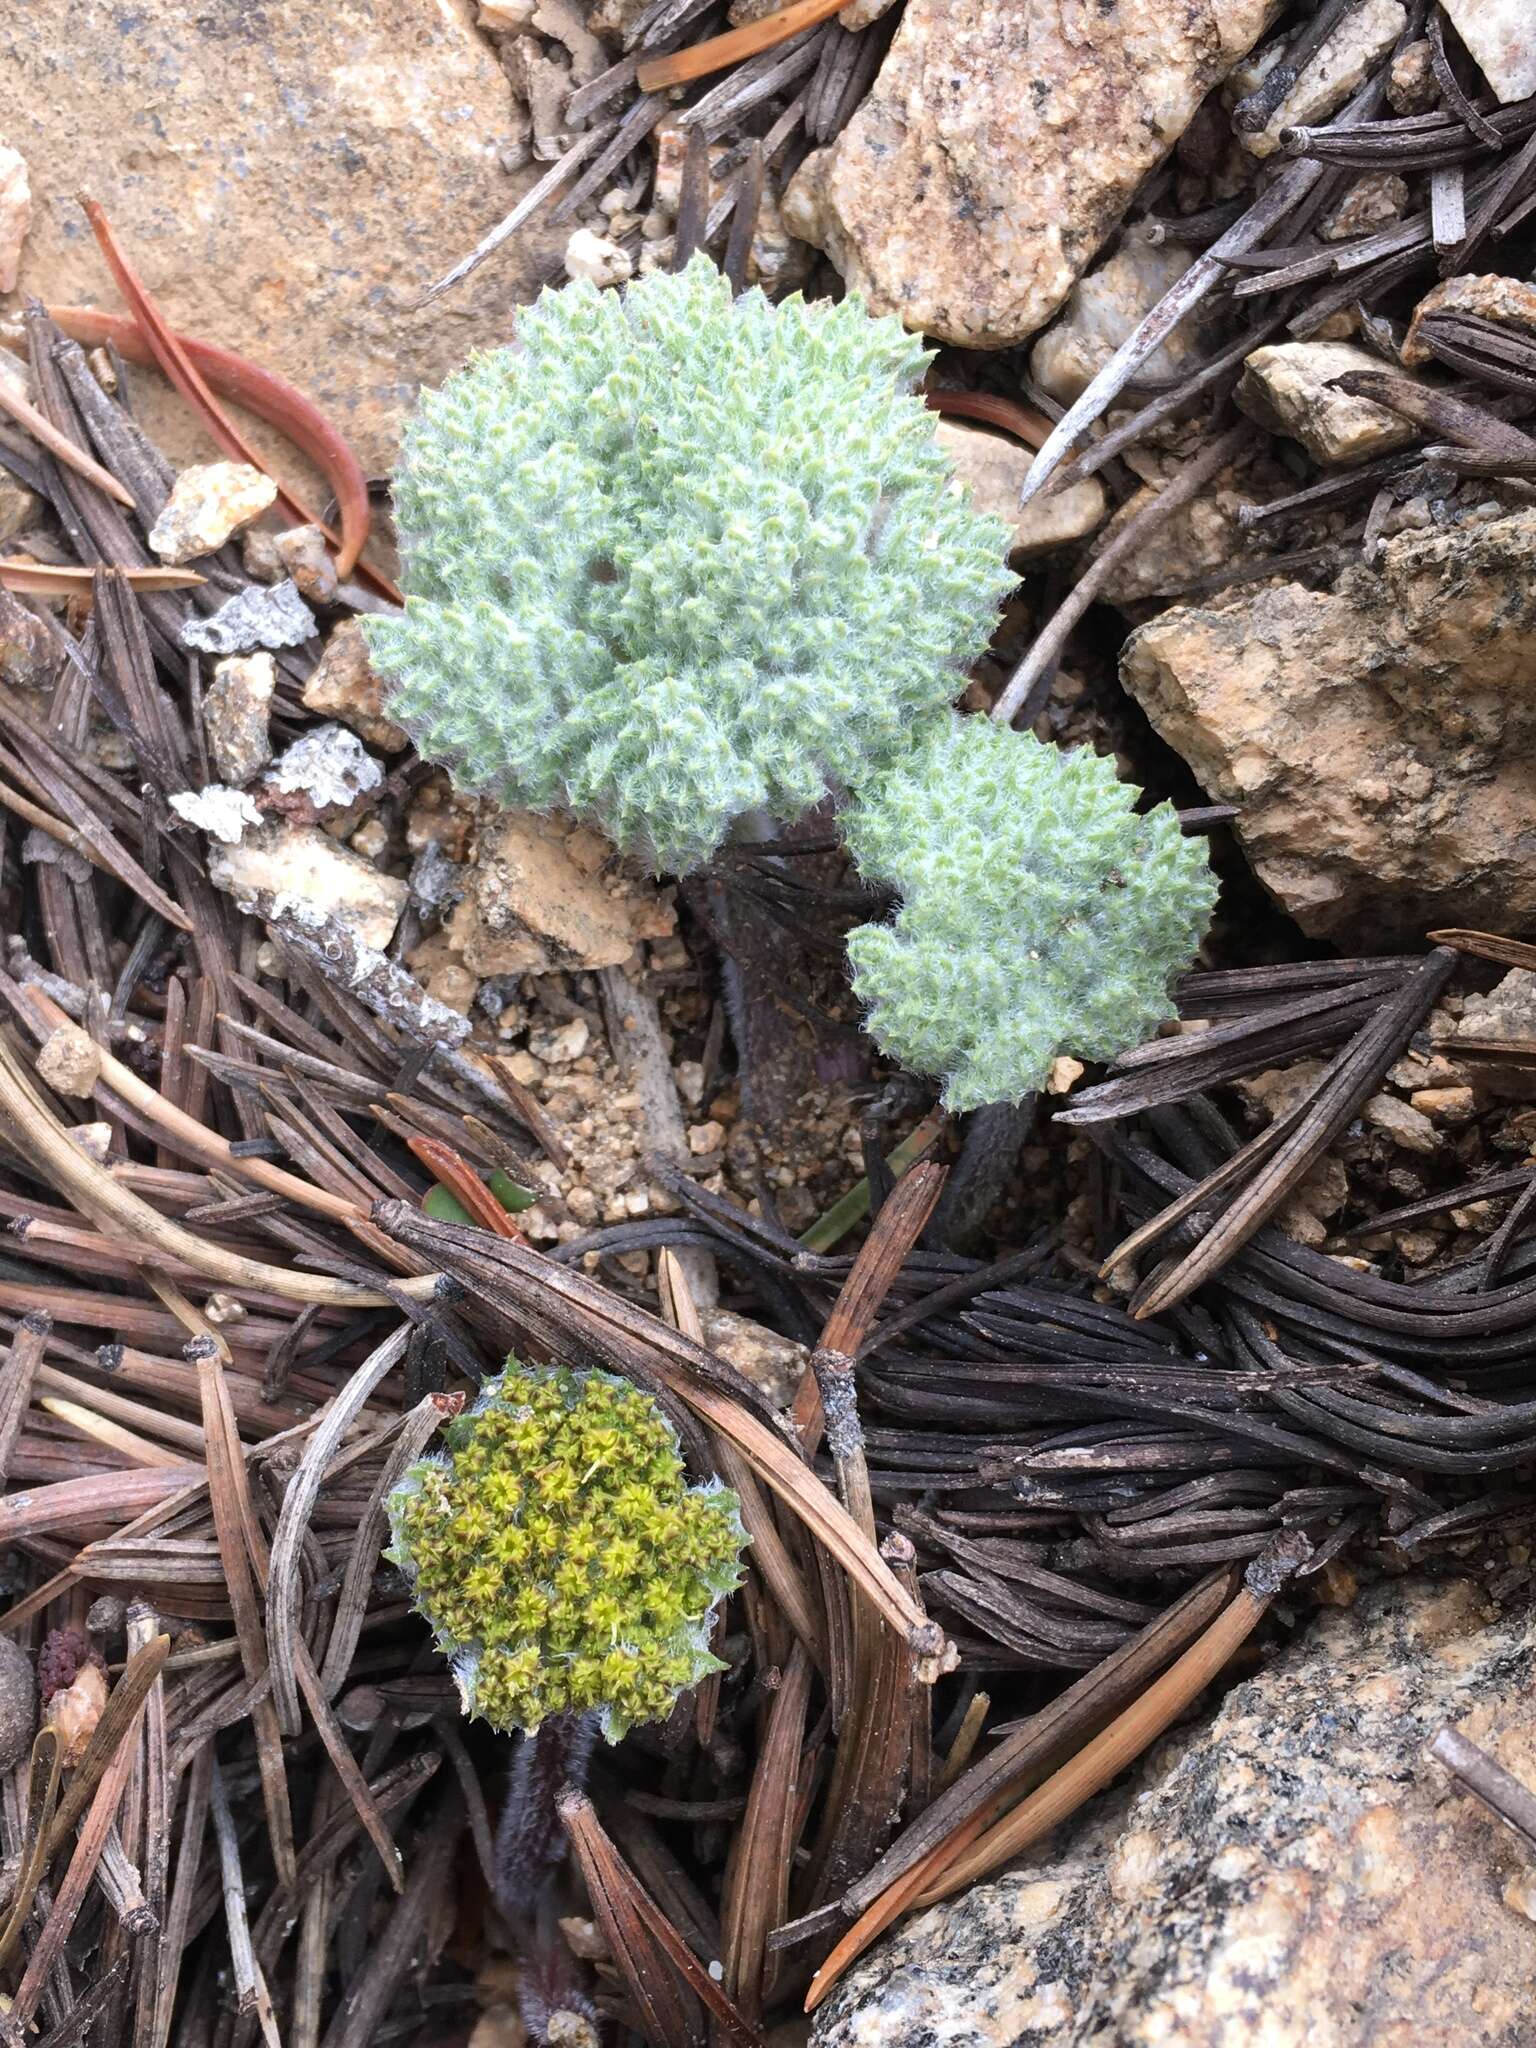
[273,523,338,605]
[687,1119,725,1156]
[36,1022,102,1099]
[1364,1091,1440,1155]
[169,785,263,844]
[1409,1086,1476,1125]
[204,652,275,785]
[301,617,408,750]
[528,1016,591,1066]
[183,578,316,655]
[148,460,277,564]
[564,226,632,287]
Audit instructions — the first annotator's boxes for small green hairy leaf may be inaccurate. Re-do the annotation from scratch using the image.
[365,257,1012,873]
[844,716,1217,1112]
[387,1362,746,1740]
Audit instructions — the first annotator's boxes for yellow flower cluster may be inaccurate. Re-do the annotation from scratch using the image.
[388,1363,745,1738]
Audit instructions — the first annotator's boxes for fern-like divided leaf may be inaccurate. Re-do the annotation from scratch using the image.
[366,257,1012,873]
[843,716,1218,1112]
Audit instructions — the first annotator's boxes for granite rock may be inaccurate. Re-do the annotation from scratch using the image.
[1029,233,1201,408]
[1456,969,1536,1045]
[0,0,558,483]
[1403,273,1536,365]
[1438,0,1536,103]
[1120,509,1536,942]
[301,618,408,752]
[1235,341,1418,464]
[935,423,1105,563]
[781,0,1277,349]
[1235,0,1405,158]
[818,1577,1536,2048]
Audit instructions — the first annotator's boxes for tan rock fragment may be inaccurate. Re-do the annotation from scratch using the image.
[1120,509,1536,942]
[204,653,275,786]
[273,524,338,606]
[1403,273,1536,365]
[1235,341,1417,464]
[701,1307,806,1410]
[448,810,675,977]
[477,0,535,28]
[36,1022,101,1099]
[1364,1092,1439,1155]
[207,823,408,951]
[148,461,277,564]
[1029,233,1201,406]
[44,1662,107,1767]
[935,422,1104,562]
[0,585,52,686]
[1387,38,1436,112]
[782,0,1277,349]
[1095,461,1257,604]
[1320,170,1408,240]
[1409,1085,1475,1125]
[301,619,408,751]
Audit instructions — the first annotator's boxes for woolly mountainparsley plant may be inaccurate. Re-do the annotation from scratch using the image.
[387,1363,745,1739]
[365,256,1012,873]
[843,717,1217,1113]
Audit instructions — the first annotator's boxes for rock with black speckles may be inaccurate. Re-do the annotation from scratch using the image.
[817,1576,1536,2047]
[0,1635,35,1772]
[781,0,1279,349]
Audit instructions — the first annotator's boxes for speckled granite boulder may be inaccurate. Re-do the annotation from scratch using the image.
[816,1577,1536,2048]
[782,0,1278,348]
[1120,509,1536,944]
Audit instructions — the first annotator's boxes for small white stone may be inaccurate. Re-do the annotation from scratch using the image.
[148,461,278,565]
[528,1016,591,1066]
[268,724,382,811]
[169,785,264,844]
[563,227,632,288]
[1439,0,1536,103]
